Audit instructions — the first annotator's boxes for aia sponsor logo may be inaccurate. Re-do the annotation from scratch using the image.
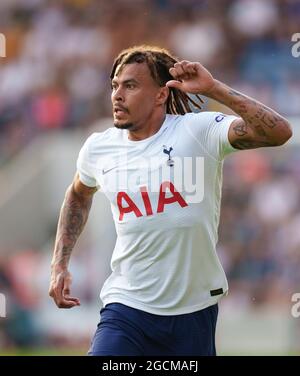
[117,181,188,221]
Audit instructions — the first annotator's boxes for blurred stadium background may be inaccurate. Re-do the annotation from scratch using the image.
[1,0,300,355]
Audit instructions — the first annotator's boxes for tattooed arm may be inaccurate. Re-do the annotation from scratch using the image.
[49,173,97,308]
[167,61,293,150]
[205,81,293,150]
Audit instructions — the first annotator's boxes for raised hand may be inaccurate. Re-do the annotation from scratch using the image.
[166,60,216,95]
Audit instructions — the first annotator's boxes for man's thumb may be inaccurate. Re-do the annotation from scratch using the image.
[63,287,70,297]
[166,80,183,90]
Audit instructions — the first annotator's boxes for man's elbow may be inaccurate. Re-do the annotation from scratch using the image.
[274,122,293,146]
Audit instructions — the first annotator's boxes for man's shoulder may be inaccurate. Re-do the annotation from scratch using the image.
[84,127,121,147]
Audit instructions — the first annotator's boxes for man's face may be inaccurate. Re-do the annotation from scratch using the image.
[111,62,163,130]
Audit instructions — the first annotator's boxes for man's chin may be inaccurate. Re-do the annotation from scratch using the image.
[114,122,134,130]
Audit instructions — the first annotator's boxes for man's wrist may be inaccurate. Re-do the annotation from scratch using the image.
[51,261,68,272]
[203,79,224,98]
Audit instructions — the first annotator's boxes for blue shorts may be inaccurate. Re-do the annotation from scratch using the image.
[88,303,218,356]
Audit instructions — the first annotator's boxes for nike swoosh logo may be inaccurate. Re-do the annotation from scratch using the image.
[102,167,116,175]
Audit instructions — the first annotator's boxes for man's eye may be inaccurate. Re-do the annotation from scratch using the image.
[127,84,135,89]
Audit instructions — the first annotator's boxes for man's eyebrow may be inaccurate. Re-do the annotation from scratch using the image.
[111,78,139,85]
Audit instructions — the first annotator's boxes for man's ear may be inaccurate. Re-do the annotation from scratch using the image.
[156,86,170,105]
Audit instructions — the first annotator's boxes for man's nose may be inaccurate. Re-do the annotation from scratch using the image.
[112,87,124,102]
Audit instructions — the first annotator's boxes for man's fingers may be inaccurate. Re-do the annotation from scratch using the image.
[63,292,81,305]
[52,273,64,302]
[181,61,201,76]
[185,63,198,74]
[62,275,72,296]
[62,276,80,303]
[54,295,80,309]
[166,80,183,90]
[180,60,193,72]
[173,62,185,77]
[65,296,80,303]
[169,67,179,79]
[170,62,198,82]
[63,288,70,296]
[170,65,187,80]
[49,271,80,308]
[56,298,80,309]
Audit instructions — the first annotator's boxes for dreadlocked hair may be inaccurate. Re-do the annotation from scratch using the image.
[110,45,203,115]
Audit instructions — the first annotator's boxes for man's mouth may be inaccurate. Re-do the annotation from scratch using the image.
[115,109,126,115]
[114,106,128,115]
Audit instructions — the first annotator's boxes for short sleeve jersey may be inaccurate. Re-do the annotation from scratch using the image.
[77,112,238,315]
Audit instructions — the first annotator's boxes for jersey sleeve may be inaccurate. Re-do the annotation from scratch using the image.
[76,133,98,187]
[185,111,239,160]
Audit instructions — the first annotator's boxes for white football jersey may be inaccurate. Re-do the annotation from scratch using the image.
[77,111,238,315]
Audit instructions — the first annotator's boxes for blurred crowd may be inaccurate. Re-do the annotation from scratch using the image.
[1,0,300,164]
[220,146,300,307]
[1,0,300,351]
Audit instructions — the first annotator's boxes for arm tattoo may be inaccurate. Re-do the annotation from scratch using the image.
[210,84,292,149]
[53,188,93,268]
[231,139,273,150]
[254,125,266,137]
[232,121,247,137]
